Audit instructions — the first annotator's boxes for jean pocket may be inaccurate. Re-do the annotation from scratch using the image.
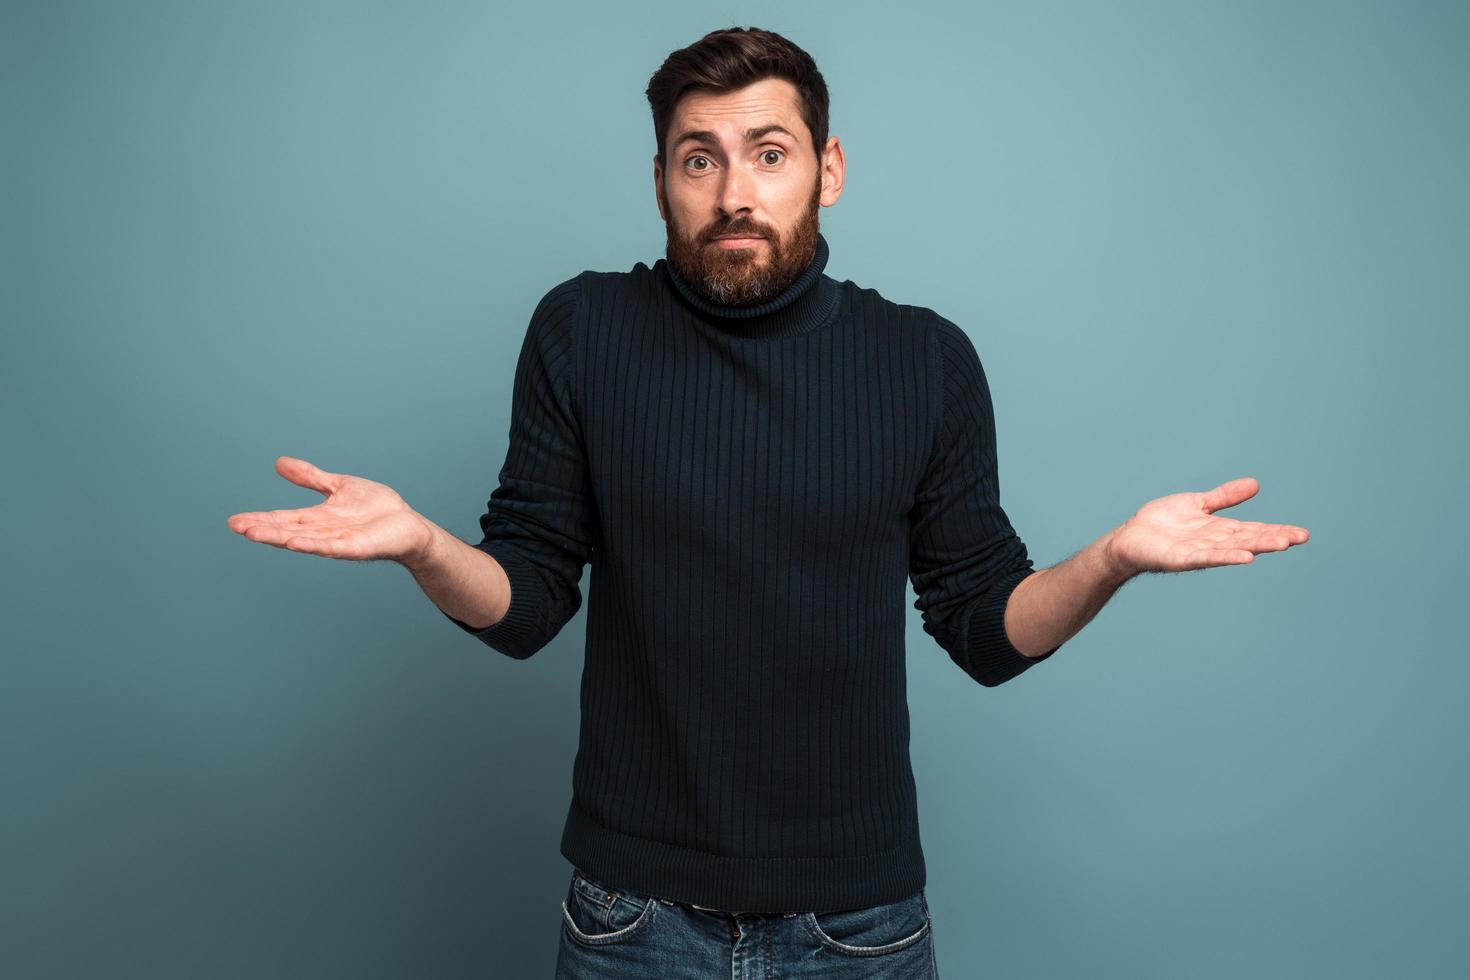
[800,889,932,956]
[560,867,659,946]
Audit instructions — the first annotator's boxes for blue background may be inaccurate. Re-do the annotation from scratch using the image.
[5,1,1467,976]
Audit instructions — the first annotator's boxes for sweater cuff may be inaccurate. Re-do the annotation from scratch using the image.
[963,566,1059,686]
[440,540,548,660]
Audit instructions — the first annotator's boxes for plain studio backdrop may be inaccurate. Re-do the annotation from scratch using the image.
[3,1,1466,977]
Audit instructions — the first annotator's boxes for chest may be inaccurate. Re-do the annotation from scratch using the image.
[578,323,933,558]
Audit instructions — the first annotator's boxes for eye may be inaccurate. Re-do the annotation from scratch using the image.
[685,155,712,171]
[760,149,784,166]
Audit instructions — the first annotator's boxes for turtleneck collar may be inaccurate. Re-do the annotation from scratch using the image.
[660,232,841,340]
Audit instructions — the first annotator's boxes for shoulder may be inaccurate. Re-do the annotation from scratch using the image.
[528,261,651,346]
[928,313,984,372]
[825,278,960,367]
[833,277,985,367]
[529,257,656,320]
[834,277,931,323]
[522,261,655,386]
[846,281,991,399]
[555,259,662,311]
[829,275,961,333]
[518,275,584,381]
[529,273,585,327]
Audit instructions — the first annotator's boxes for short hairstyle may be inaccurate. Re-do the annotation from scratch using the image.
[645,27,830,166]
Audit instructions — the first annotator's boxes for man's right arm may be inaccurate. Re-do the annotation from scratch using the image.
[413,274,597,661]
[401,521,511,633]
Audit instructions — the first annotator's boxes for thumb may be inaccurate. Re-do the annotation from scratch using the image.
[1199,476,1259,515]
[275,455,342,497]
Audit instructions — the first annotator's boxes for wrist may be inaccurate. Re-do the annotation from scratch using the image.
[400,517,450,573]
[1099,524,1136,586]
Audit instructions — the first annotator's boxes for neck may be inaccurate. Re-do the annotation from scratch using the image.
[661,233,839,340]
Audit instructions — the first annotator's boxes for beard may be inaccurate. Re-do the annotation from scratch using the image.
[663,177,822,308]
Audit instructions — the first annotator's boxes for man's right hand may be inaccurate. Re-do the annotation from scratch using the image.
[226,455,437,564]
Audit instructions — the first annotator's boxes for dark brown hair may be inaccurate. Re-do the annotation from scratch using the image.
[645,27,830,166]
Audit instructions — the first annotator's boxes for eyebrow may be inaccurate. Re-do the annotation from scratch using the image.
[671,124,798,151]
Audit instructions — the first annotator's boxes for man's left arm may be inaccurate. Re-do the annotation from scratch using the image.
[1006,476,1312,658]
[909,316,1311,684]
[908,317,1061,689]
[1002,528,1131,659]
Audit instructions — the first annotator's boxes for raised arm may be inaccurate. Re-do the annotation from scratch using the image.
[427,274,598,659]
[226,275,598,662]
[226,453,513,630]
[1003,476,1310,658]
[908,316,1059,688]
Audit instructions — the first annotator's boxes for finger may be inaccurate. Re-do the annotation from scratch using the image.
[241,524,350,556]
[1230,529,1297,554]
[280,532,356,558]
[1199,476,1259,515]
[226,508,321,533]
[1198,547,1254,567]
[239,524,302,548]
[227,512,270,532]
[1257,525,1309,545]
[275,455,343,497]
[1209,518,1309,548]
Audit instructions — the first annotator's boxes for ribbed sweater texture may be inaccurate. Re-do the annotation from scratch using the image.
[443,233,1060,913]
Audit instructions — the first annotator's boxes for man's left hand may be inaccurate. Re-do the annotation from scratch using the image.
[1104,476,1309,579]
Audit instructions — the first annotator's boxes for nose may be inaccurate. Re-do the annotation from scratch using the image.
[717,164,755,217]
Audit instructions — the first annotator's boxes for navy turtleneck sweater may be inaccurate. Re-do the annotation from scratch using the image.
[443,233,1060,913]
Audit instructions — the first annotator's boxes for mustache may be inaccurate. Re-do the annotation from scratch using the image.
[703,223,771,242]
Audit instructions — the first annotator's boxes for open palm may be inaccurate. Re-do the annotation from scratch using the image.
[1105,476,1310,576]
[226,456,433,562]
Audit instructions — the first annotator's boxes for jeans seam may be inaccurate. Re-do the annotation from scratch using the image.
[799,910,932,956]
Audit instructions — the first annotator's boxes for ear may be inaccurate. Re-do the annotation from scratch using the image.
[653,153,668,222]
[818,136,845,207]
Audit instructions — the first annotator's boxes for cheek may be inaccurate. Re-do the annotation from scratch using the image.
[663,181,700,220]
[777,177,813,211]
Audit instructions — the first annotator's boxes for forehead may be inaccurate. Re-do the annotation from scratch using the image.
[670,77,807,139]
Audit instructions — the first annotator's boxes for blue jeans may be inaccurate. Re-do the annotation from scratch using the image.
[555,866,940,979]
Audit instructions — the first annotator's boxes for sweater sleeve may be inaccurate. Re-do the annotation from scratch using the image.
[442,275,598,660]
[908,316,1060,687]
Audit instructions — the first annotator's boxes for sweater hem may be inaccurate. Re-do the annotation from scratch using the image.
[558,797,927,914]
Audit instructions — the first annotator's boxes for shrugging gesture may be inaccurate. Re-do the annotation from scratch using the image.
[999,476,1311,662]
[225,455,435,563]
[1104,476,1309,577]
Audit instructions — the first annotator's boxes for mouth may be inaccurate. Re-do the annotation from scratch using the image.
[710,235,765,249]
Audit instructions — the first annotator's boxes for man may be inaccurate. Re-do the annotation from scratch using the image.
[227,26,1308,979]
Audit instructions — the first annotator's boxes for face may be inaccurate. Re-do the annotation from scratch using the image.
[654,77,845,306]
